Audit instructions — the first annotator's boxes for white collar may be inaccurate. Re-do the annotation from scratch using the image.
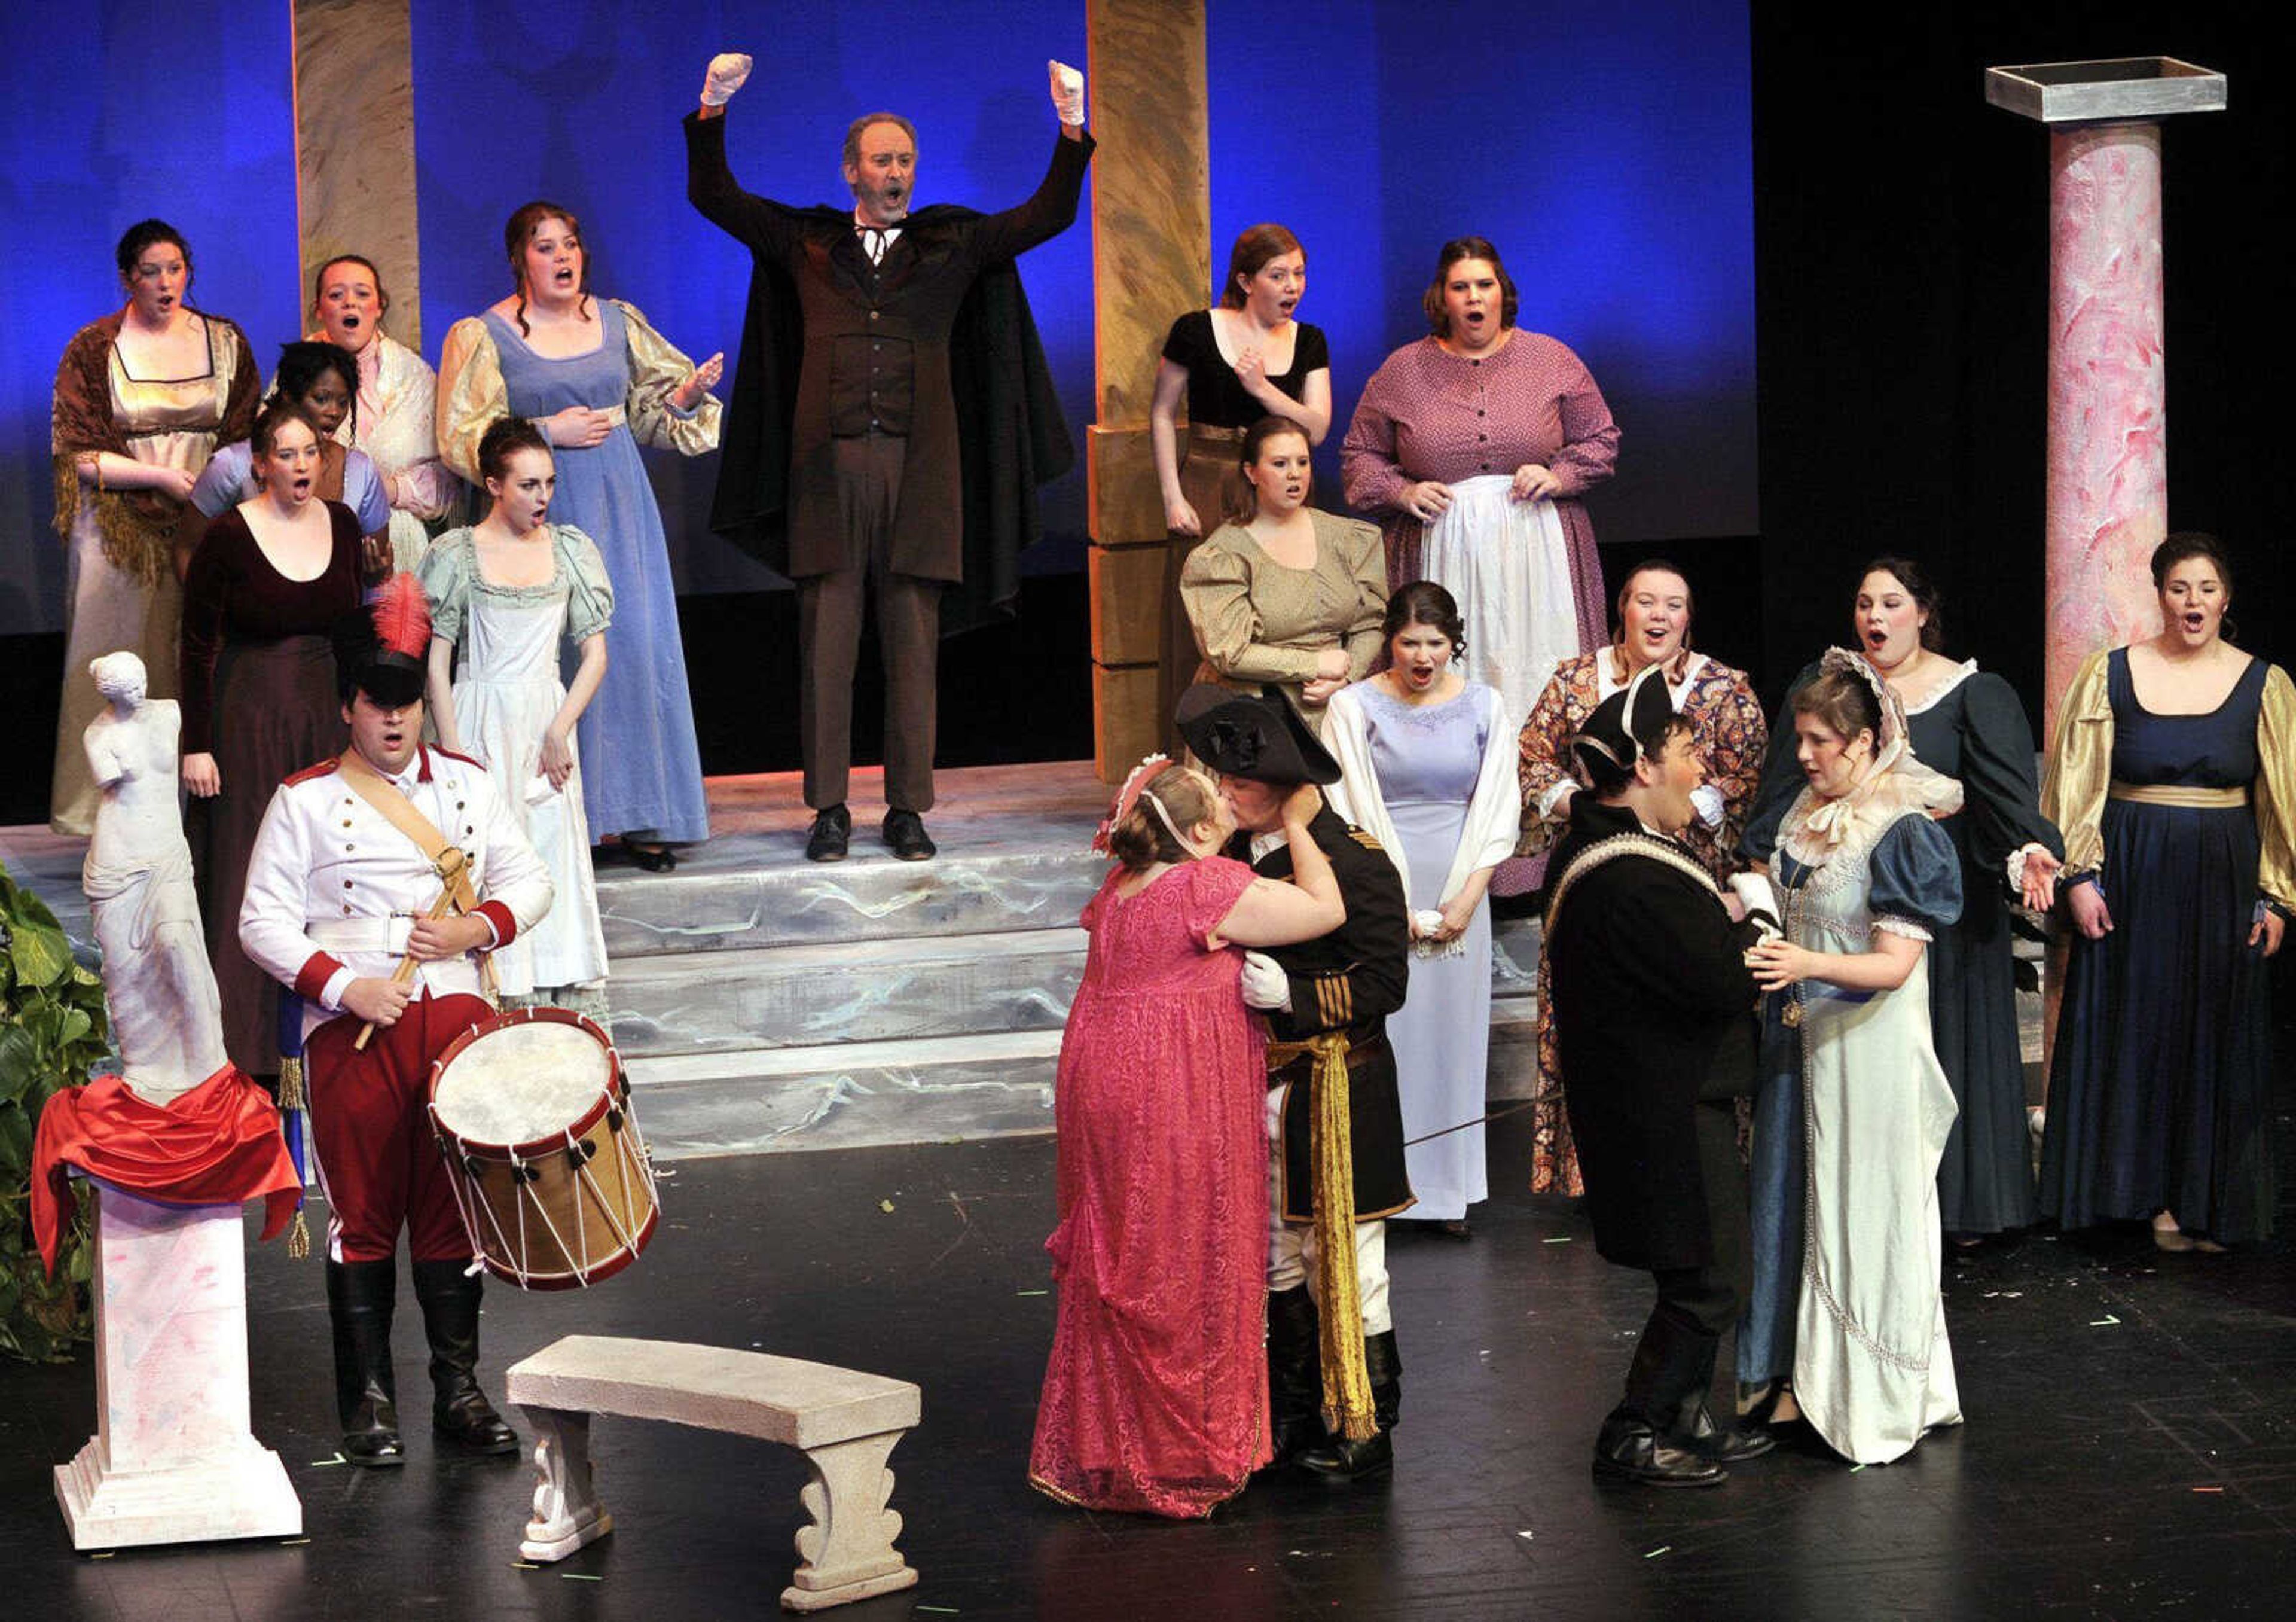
[1250,829,1286,862]
[1596,649,1708,705]
[853,214,904,262]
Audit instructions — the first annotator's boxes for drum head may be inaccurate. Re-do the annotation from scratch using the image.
[432,1016,615,1147]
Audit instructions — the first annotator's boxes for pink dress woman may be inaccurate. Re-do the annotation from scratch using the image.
[1028,855,1270,1517]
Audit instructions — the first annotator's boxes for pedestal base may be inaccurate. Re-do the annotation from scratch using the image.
[53,1185,304,1550]
[780,1567,920,1614]
[54,1433,302,1550]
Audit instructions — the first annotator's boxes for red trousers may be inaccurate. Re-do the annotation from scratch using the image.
[306,992,492,1264]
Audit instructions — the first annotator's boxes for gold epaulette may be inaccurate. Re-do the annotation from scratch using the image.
[1347,827,1385,852]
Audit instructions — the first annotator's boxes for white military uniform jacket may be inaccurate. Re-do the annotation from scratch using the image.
[239,744,553,1041]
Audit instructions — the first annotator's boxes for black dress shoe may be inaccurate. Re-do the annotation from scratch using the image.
[625,842,678,873]
[1674,1398,1776,1464]
[1593,1415,1728,1488]
[1297,1428,1393,1481]
[805,805,851,862]
[883,809,936,861]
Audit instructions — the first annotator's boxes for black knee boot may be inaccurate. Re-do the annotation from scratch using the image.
[1263,1286,1326,1469]
[410,1259,517,1454]
[1298,1330,1401,1481]
[326,1258,405,1467]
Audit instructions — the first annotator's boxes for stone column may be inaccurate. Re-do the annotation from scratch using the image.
[54,1188,301,1548]
[292,0,422,350]
[1085,0,1210,779]
[1987,57,2225,734]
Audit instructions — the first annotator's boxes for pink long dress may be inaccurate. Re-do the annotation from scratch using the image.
[1028,856,1270,1517]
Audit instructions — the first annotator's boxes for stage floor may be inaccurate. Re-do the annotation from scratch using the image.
[4,1106,2293,1622]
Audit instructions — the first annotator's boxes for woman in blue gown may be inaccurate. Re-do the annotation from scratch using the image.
[1741,559,2062,1243]
[1744,653,1965,1461]
[440,201,723,864]
[2039,533,2295,1250]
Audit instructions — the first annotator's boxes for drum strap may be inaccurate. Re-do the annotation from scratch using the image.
[337,748,499,997]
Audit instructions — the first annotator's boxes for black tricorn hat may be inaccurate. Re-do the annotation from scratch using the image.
[1570,663,1677,782]
[1175,684,1342,786]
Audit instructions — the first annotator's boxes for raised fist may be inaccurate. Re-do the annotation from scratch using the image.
[1048,60,1085,126]
[701,53,753,108]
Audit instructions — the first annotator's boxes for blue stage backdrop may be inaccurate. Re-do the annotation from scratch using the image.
[0,2,304,638]
[0,1,1751,635]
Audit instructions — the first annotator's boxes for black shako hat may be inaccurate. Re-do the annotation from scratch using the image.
[329,574,430,709]
[1570,663,1677,783]
[1176,683,1342,786]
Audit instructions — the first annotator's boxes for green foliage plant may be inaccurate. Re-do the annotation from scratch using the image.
[1,864,112,1361]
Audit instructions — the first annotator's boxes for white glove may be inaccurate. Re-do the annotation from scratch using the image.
[701,53,753,107]
[1240,950,1290,1012]
[1690,782,1726,831]
[1049,59,1085,126]
[1729,872,1782,938]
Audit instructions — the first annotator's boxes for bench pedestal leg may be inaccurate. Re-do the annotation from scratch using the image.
[518,1407,612,1562]
[781,1426,918,1614]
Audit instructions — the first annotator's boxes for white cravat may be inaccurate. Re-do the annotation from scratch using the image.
[854,214,903,265]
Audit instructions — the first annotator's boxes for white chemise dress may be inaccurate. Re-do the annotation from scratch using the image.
[418,526,614,1013]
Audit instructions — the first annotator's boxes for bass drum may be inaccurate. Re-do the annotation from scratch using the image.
[426,1007,660,1289]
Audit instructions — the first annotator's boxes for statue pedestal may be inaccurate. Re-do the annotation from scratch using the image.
[53,1185,301,1550]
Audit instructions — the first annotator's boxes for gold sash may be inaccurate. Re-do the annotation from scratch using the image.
[1265,1030,1376,1442]
[2108,780,2248,809]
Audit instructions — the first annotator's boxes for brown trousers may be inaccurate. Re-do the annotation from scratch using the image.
[798,435,941,812]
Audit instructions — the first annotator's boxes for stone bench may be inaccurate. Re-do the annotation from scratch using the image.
[505,1334,922,1612]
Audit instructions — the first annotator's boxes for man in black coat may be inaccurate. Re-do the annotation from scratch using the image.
[1178,685,1412,1482]
[1544,668,1778,1487]
[685,53,1093,863]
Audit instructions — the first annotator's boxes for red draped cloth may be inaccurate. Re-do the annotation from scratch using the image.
[1027,858,1271,1518]
[30,1063,302,1273]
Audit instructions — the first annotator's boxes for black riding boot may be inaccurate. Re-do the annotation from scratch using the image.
[1263,1286,1326,1469]
[1298,1330,1401,1481]
[326,1258,405,1467]
[410,1259,518,1455]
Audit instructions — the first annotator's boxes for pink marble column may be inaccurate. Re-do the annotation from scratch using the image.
[54,1187,301,1548]
[2042,122,2165,735]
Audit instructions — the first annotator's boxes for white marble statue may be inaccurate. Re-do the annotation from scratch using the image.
[56,649,304,1550]
[81,651,229,1103]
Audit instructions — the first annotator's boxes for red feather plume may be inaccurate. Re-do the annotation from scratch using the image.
[370,572,432,658]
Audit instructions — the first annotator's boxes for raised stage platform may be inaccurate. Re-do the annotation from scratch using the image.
[0,761,1544,1161]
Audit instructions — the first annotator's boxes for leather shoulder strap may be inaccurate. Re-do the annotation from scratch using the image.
[335,751,478,914]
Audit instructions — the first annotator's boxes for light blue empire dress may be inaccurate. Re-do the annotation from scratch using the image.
[1359,681,1503,1220]
[477,303,712,844]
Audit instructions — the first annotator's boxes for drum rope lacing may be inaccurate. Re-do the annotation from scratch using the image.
[428,1014,662,1289]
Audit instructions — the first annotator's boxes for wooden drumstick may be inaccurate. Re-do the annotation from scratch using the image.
[353,887,462,1052]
